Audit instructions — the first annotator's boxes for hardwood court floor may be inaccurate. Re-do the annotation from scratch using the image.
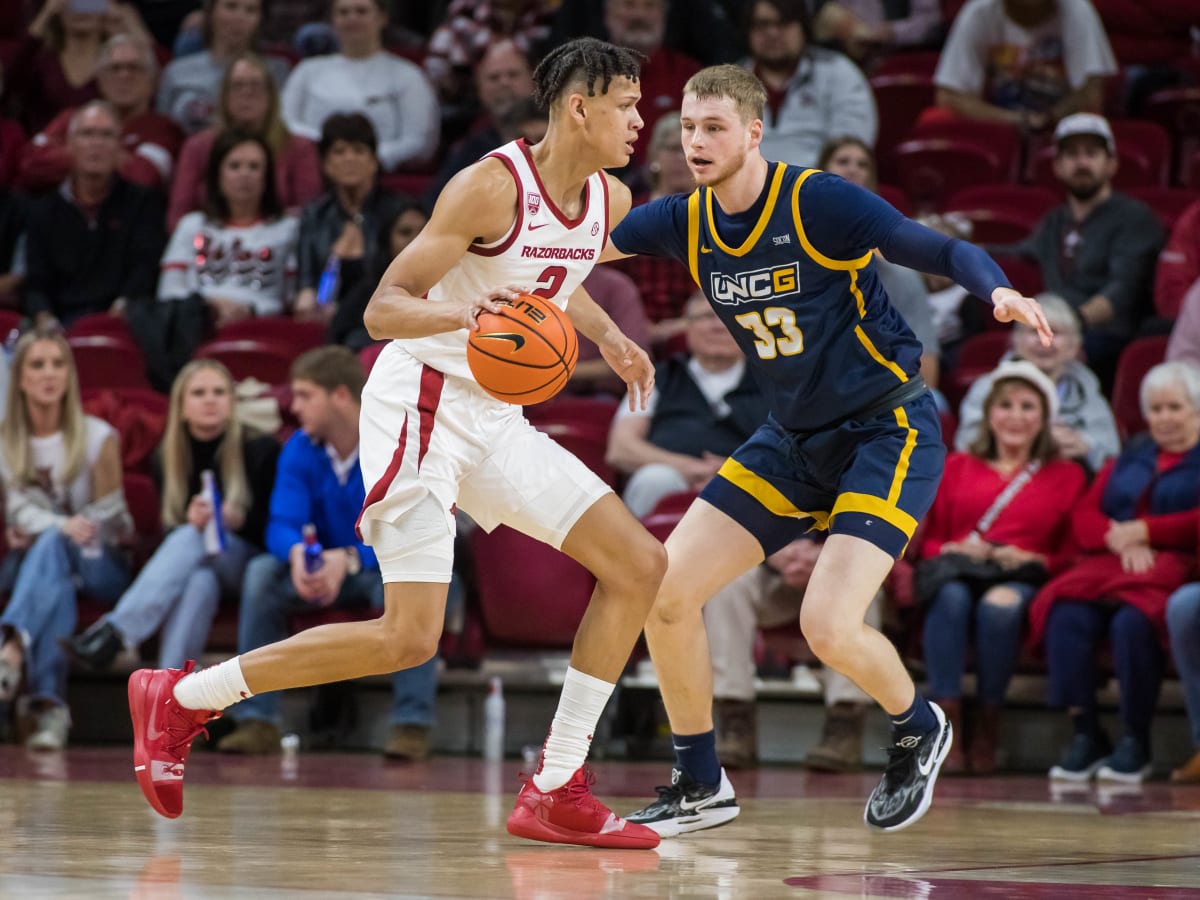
[2,747,1199,899]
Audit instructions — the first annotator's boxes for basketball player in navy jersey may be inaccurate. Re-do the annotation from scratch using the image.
[128,38,667,850]
[603,65,1054,834]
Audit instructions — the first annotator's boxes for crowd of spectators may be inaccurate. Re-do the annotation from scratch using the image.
[0,0,1198,785]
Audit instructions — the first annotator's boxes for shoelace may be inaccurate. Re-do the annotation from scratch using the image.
[162,704,216,761]
[565,767,609,816]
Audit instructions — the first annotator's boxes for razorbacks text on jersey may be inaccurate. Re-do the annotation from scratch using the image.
[611,162,926,434]
[398,138,610,382]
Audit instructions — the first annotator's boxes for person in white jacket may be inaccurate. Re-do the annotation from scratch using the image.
[281,0,439,173]
[741,0,877,168]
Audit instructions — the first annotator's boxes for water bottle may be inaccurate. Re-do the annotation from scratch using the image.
[302,523,324,574]
[483,676,505,761]
[316,255,340,306]
[200,469,226,555]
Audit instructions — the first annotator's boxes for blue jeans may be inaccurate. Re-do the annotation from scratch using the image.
[1167,583,1200,748]
[0,529,130,702]
[106,525,256,669]
[232,554,439,727]
[923,578,1035,704]
[1045,600,1165,746]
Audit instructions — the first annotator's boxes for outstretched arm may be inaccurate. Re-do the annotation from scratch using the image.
[565,282,654,411]
[363,159,519,340]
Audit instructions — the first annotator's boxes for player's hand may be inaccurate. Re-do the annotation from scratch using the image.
[992,287,1054,346]
[460,288,518,331]
[600,333,655,411]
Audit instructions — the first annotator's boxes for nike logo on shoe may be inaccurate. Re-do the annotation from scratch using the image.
[146,697,171,741]
[678,794,715,812]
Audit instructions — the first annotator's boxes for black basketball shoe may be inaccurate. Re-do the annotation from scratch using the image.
[864,701,952,832]
[625,767,740,837]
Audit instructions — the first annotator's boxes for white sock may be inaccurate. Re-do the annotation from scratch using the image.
[533,667,614,792]
[173,658,252,711]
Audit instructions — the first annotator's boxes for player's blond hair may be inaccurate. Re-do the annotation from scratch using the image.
[683,65,766,124]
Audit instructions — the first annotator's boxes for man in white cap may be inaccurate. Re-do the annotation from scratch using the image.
[994,112,1164,390]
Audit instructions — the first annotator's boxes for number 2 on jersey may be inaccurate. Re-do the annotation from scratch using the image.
[531,265,567,300]
[733,307,804,359]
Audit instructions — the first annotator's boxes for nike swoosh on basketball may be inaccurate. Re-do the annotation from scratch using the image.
[527,221,549,230]
[480,332,526,351]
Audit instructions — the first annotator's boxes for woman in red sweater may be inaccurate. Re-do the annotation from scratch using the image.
[920,360,1086,774]
[1032,361,1200,784]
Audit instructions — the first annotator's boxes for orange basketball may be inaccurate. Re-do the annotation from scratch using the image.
[467,293,578,405]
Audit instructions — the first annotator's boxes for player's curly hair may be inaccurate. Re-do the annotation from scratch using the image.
[532,37,642,110]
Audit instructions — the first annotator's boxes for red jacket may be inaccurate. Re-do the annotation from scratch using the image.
[1027,457,1199,647]
[18,108,183,192]
[919,452,1086,571]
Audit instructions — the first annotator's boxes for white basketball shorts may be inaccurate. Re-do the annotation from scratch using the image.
[357,343,612,583]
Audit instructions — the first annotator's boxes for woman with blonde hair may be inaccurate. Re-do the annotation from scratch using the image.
[167,52,320,231]
[0,327,132,750]
[65,359,278,672]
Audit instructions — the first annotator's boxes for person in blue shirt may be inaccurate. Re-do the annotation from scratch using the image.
[605,64,1053,835]
[213,346,441,761]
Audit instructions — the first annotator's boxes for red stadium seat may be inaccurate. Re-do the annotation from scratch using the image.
[944,330,1010,411]
[1110,335,1168,439]
[0,308,20,339]
[1028,120,1172,190]
[67,312,137,345]
[359,340,387,373]
[68,335,152,391]
[1142,86,1200,182]
[943,184,1059,243]
[215,317,326,355]
[471,525,595,648]
[870,51,940,78]
[194,338,296,384]
[995,255,1044,298]
[523,396,619,485]
[876,183,912,216]
[1187,147,1200,190]
[81,387,169,472]
[641,491,699,543]
[870,74,937,180]
[893,121,1021,210]
[943,184,1060,244]
[1125,187,1200,233]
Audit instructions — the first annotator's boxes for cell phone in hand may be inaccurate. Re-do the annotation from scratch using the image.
[68,0,109,14]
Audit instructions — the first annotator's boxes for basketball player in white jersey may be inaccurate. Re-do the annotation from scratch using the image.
[128,38,666,850]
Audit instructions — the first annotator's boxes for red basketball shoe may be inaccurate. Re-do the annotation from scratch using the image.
[128,662,219,819]
[506,767,660,849]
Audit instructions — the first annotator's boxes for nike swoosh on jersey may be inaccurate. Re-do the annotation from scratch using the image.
[527,221,549,230]
[700,246,712,253]
[479,332,526,351]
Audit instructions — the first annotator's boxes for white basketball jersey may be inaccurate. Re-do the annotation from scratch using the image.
[398,139,610,381]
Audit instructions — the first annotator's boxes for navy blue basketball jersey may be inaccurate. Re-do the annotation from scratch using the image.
[612,163,926,433]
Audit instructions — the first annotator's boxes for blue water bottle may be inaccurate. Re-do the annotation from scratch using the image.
[302,523,324,574]
[316,255,340,306]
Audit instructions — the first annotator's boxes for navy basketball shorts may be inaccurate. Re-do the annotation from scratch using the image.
[700,391,945,559]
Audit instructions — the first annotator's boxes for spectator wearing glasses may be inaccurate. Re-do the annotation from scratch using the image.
[19,34,183,193]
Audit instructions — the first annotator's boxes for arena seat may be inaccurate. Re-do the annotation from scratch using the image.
[1125,186,1200,233]
[944,330,1010,412]
[870,73,937,180]
[995,255,1045,298]
[194,338,296,385]
[1142,86,1200,182]
[68,335,152,391]
[943,184,1059,244]
[215,317,326,355]
[1110,334,1169,439]
[893,121,1021,210]
[523,395,619,486]
[359,341,387,373]
[67,312,137,344]
[471,525,595,648]
[640,491,699,543]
